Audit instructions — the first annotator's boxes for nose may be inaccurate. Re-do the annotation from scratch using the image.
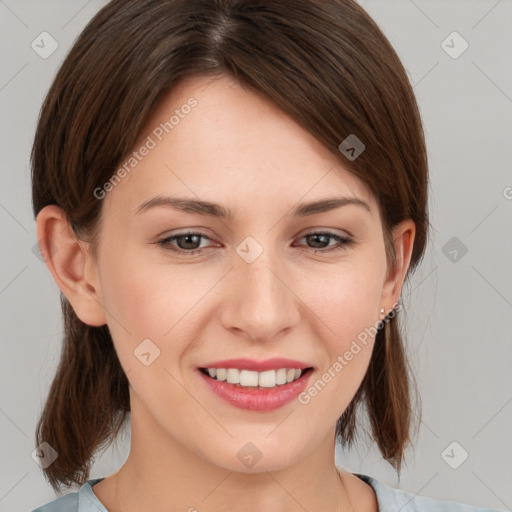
[220,247,301,343]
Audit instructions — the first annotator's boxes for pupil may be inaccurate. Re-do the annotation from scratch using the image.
[308,234,327,248]
[180,234,200,249]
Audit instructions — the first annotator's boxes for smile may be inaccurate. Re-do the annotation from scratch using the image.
[200,367,309,388]
[197,366,314,411]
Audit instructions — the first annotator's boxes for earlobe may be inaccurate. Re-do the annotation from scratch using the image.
[381,219,416,311]
[35,205,107,327]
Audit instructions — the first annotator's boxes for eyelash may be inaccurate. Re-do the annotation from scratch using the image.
[156,231,354,255]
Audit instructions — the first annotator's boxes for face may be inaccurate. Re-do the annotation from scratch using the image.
[86,74,405,473]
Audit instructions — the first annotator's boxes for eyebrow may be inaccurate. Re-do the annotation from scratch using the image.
[135,195,371,220]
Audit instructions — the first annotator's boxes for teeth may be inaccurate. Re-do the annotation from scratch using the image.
[275,368,287,385]
[226,368,240,384]
[258,370,275,388]
[216,368,227,381]
[240,370,259,387]
[203,367,305,388]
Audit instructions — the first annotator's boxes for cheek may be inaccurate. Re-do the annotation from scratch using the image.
[296,295,379,423]
[97,247,211,366]
[96,253,197,412]
[95,245,169,366]
[294,258,384,406]
[298,257,384,343]
[99,252,160,329]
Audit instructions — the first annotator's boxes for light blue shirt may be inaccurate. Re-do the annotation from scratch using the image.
[30,473,505,511]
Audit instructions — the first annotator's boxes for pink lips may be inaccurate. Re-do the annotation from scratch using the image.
[199,357,312,372]
[196,358,314,411]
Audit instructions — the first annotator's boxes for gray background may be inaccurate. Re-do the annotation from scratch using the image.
[1,1,511,511]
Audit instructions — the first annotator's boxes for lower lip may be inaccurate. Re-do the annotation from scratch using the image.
[197,368,313,411]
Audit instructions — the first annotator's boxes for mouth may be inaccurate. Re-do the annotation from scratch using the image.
[196,364,314,411]
[199,366,314,389]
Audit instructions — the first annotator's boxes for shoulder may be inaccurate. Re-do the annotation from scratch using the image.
[355,473,506,512]
[29,492,78,512]
[29,478,106,512]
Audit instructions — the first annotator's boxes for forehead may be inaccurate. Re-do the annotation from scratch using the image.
[102,74,377,221]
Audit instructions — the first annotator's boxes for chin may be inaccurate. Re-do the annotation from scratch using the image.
[196,436,308,475]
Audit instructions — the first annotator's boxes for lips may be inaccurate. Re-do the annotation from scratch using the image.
[198,357,313,372]
[196,357,315,411]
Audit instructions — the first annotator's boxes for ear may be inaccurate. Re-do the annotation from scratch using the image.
[35,205,107,326]
[379,218,416,315]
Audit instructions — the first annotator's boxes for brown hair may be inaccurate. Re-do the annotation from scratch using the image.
[32,0,428,493]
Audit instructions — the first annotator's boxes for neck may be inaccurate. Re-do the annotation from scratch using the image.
[113,459,354,512]
[105,395,357,512]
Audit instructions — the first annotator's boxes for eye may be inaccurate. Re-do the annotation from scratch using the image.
[296,231,354,253]
[156,230,354,256]
[157,231,215,255]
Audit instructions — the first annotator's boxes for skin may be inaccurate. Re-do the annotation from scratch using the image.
[37,74,415,512]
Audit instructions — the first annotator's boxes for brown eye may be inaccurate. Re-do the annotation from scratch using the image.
[297,231,354,253]
[158,232,213,254]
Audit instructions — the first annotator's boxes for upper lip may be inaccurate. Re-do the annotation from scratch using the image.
[199,358,313,372]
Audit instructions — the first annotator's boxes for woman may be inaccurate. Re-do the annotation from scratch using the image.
[30,0,503,510]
